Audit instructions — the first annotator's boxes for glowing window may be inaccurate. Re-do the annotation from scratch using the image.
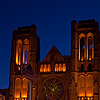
[40,65,44,72]
[24,50,28,65]
[88,36,93,60]
[80,37,85,61]
[59,63,62,71]
[63,63,66,72]
[55,64,58,72]
[44,64,47,72]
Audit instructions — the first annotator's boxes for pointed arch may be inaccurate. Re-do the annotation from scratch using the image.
[22,77,28,98]
[78,75,85,97]
[79,33,85,61]
[63,63,66,72]
[87,32,94,60]
[59,63,62,71]
[55,64,58,72]
[16,39,22,65]
[40,64,44,72]
[15,78,21,98]
[23,38,29,44]
[44,64,47,72]
[86,75,93,96]
[23,38,29,65]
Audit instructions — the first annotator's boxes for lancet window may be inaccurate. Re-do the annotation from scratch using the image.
[16,39,22,65]
[23,39,29,65]
[40,64,51,72]
[88,36,93,60]
[80,37,85,61]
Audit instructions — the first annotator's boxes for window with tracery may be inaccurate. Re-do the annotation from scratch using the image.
[43,78,63,100]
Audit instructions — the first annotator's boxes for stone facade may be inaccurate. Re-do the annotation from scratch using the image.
[9,19,100,100]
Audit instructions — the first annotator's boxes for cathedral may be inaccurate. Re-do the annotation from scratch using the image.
[1,19,100,100]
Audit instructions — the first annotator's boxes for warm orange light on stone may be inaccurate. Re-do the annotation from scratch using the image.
[63,63,66,71]
[55,64,58,72]
[16,53,18,65]
[18,67,20,71]
[40,65,44,72]
[82,97,84,100]
[44,64,47,72]
[59,63,62,71]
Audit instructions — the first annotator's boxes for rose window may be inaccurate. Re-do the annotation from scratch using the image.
[43,78,63,100]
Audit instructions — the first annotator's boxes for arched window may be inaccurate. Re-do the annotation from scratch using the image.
[88,36,93,60]
[80,37,85,61]
[16,39,22,65]
[55,64,58,72]
[22,78,28,98]
[78,75,85,97]
[86,75,93,96]
[15,78,21,98]
[59,63,62,71]
[24,50,28,65]
[23,39,29,64]
[63,63,66,72]
[44,64,47,72]
[40,65,44,72]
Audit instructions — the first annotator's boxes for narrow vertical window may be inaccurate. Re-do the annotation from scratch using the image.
[88,36,93,60]
[59,63,62,71]
[44,64,47,72]
[18,48,21,65]
[40,65,44,72]
[16,39,22,65]
[63,63,66,72]
[80,37,85,61]
[55,64,58,72]
[24,50,28,65]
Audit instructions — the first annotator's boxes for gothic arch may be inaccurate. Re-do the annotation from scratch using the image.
[16,39,22,65]
[78,75,85,97]
[55,64,59,72]
[87,32,94,60]
[23,38,29,65]
[86,75,93,96]
[79,33,85,61]
[22,77,28,98]
[23,38,29,44]
[15,78,21,98]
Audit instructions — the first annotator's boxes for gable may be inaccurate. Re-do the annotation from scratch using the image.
[42,45,65,63]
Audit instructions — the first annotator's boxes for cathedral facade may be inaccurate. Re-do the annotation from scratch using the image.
[9,19,100,100]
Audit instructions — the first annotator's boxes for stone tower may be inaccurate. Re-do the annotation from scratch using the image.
[9,25,40,100]
[8,19,100,100]
[70,19,100,100]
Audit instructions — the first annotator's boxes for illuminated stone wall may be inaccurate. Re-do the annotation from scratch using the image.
[9,19,100,100]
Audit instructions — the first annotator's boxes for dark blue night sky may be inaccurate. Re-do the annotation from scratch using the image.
[0,0,100,89]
